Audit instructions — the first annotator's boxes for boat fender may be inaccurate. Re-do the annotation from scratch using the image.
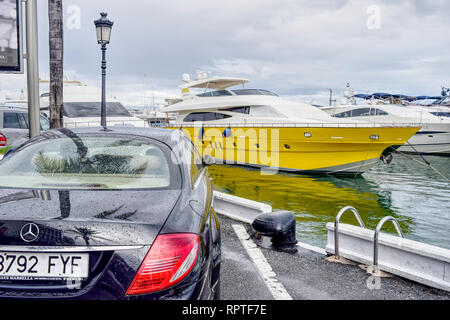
[252,211,298,254]
[381,153,393,165]
[198,127,205,140]
[222,127,232,138]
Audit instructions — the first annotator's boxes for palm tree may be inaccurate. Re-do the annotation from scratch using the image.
[48,0,64,129]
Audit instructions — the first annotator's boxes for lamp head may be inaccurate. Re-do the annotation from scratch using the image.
[94,12,113,45]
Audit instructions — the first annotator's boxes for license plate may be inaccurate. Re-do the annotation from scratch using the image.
[0,252,89,280]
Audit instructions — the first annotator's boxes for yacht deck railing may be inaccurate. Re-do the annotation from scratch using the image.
[64,119,150,128]
[168,122,423,128]
[60,120,423,129]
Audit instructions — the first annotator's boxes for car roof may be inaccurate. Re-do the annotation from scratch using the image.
[49,126,182,148]
[0,105,28,112]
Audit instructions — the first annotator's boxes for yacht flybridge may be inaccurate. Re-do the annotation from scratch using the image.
[164,74,420,174]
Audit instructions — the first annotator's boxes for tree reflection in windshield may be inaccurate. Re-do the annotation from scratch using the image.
[33,152,148,175]
[0,129,174,190]
[32,128,149,176]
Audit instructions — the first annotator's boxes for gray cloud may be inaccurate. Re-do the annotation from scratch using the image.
[1,0,448,106]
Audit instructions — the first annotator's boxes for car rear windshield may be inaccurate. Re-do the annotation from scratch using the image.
[63,102,131,118]
[0,135,181,190]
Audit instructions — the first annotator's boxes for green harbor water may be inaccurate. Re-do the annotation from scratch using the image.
[209,155,450,249]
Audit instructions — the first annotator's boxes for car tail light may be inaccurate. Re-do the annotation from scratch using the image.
[126,233,199,296]
[0,133,6,147]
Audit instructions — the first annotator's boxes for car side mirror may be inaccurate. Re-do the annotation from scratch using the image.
[202,154,215,166]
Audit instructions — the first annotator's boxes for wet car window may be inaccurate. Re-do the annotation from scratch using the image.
[63,102,131,118]
[40,116,50,131]
[3,112,22,129]
[17,113,29,129]
[0,135,180,190]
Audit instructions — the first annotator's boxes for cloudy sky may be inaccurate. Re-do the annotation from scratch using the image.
[0,0,449,106]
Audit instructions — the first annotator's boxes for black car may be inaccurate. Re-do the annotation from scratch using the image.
[0,127,221,300]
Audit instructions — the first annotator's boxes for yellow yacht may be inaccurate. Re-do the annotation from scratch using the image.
[164,74,420,174]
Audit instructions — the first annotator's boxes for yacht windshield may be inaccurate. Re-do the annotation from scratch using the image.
[258,90,279,96]
[332,108,388,118]
[197,90,233,97]
[231,89,278,96]
[195,89,279,97]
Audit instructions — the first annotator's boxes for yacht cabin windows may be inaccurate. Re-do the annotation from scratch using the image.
[197,90,233,97]
[232,89,264,96]
[332,108,388,118]
[219,107,250,114]
[195,89,279,97]
[183,112,232,122]
[231,89,278,96]
[258,90,278,96]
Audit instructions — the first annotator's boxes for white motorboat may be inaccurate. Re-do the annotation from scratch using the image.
[162,73,419,174]
[322,88,450,155]
[39,77,148,128]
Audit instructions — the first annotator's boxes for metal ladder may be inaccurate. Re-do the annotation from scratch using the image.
[334,206,366,259]
[372,216,403,271]
[333,207,404,271]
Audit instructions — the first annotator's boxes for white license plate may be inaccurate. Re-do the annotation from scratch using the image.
[0,252,89,280]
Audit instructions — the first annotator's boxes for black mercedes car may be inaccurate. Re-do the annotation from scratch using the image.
[0,127,221,300]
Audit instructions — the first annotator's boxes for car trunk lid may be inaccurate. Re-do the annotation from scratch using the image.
[0,188,181,246]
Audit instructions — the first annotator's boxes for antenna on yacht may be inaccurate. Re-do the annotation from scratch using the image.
[152,87,155,110]
[328,89,336,106]
[442,86,449,97]
[344,83,356,105]
[196,70,210,80]
[182,73,191,83]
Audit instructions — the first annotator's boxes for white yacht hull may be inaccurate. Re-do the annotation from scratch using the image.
[323,106,450,155]
[399,124,450,155]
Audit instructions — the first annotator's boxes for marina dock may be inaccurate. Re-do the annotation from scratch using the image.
[212,191,450,300]
[219,214,450,300]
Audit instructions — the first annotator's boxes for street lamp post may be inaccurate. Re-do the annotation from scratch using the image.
[94,12,113,130]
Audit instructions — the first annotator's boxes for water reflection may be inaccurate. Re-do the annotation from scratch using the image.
[209,155,450,249]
